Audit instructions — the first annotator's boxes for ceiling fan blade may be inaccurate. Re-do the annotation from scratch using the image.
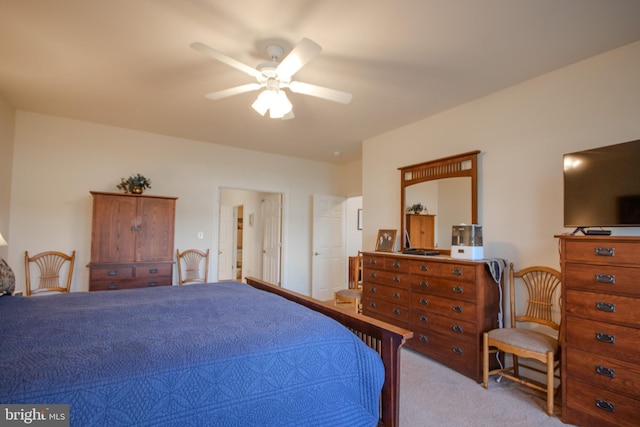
[191,42,261,78]
[204,83,262,100]
[276,38,322,80]
[289,81,353,104]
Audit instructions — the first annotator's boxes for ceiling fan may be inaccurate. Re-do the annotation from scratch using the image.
[191,38,353,119]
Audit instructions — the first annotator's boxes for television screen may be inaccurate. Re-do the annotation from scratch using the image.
[563,139,640,229]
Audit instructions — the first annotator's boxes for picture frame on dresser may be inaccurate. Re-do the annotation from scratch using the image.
[375,229,396,252]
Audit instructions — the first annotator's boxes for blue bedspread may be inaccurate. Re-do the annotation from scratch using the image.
[0,282,384,426]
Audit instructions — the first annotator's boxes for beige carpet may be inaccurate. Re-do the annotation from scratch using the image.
[399,348,574,426]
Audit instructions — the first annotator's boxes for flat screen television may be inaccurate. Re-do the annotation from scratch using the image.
[563,139,640,233]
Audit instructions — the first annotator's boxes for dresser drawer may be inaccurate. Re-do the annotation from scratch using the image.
[565,316,640,364]
[566,290,640,327]
[566,378,640,427]
[90,266,134,280]
[363,297,410,323]
[439,263,477,281]
[363,255,386,269]
[384,256,411,273]
[411,307,477,343]
[364,269,411,289]
[90,277,172,291]
[409,259,442,276]
[363,282,410,305]
[564,239,640,265]
[410,276,477,302]
[565,263,640,296]
[566,347,640,398]
[135,264,172,278]
[411,293,477,321]
[407,330,478,380]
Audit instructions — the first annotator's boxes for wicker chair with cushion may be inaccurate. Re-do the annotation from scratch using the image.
[24,250,76,296]
[334,253,363,313]
[176,248,210,285]
[482,263,562,416]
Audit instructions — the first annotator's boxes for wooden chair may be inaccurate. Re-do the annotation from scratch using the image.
[24,250,76,296]
[176,249,210,285]
[334,253,363,313]
[483,264,562,416]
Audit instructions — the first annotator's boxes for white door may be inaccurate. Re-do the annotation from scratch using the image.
[311,195,346,301]
[218,205,234,280]
[262,193,282,285]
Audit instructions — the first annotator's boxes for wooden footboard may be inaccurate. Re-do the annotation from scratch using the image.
[246,277,413,427]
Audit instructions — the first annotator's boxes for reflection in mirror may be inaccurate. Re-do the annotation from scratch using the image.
[400,151,479,254]
[405,178,471,250]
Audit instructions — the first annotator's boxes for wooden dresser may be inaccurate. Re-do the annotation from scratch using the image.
[361,251,502,382]
[559,235,640,426]
[88,191,177,291]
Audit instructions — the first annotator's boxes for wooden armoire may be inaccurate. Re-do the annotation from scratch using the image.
[88,191,177,291]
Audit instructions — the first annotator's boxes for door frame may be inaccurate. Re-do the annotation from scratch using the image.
[218,187,283,284]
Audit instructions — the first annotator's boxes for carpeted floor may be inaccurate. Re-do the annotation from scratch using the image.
[399,348,574,426]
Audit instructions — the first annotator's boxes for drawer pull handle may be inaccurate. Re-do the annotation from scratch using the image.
[419,335,429,343]
[392,308,401,315]
[595,332,615,344]
[595,301,616,313]
[369,259,377,265]
[452,286,464,293]
[108,270,118,276]
[452,325,464,333]
[595,399,615,413]
[595,274,615,284]
[453,305,464,313]
[148,282,157,287]
[595,365,616,378]
[131,226,136,232]
[369,301,377,308]
[393,276,401,282]
[594,247,614,257]
[419,315,428,323]
[452,268,463,276]
[149,268,158,274]
[369,272,377,279]
[420,280,429,288]
[393,261,401,268]
[369,287,377,293]
[420,298,429,305]
[107,283,118,290]
[420,265,428,271]
[452,346,463,355]
[392,292,401,298]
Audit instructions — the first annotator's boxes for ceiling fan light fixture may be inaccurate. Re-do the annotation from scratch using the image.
[252,87,292,119]
[269,90,292,118]
[251,89,273,116]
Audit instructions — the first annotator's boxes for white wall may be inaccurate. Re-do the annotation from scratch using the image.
[8,112,356,295]
[363,41,640,274]
[0,94,14,262]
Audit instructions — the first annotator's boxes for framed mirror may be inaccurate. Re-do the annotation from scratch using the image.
[399,151,479,254]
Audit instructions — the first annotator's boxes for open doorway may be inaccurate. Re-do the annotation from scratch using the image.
[219,188,283,284]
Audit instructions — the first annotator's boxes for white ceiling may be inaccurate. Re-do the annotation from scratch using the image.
[2,1,640,164]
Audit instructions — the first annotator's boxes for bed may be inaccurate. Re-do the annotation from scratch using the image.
[1,279,411,426]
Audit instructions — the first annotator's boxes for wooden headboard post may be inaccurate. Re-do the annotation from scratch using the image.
[245,277,413,427]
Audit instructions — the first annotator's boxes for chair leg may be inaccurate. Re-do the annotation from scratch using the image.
[546,351,554,416]
[482,333,489,388]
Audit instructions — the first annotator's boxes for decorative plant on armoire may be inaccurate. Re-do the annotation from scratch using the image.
[407,203,426,214]
[117,174,152,194]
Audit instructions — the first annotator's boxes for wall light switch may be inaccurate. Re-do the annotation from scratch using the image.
[197,231,204,239]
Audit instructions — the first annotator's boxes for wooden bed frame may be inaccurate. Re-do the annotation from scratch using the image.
[246,277,413,427]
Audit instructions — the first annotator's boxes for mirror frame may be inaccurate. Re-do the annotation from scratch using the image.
[399,150,480,253]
